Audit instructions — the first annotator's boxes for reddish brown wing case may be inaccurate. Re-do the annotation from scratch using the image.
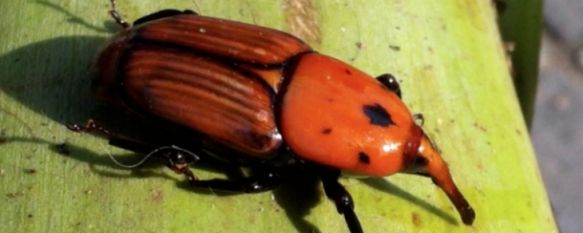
[94,13,311,157]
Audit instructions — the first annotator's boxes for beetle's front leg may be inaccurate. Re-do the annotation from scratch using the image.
[155,147,201,184]
[321,169,363,233]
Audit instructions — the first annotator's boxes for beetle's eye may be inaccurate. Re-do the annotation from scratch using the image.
[376,73,401,98]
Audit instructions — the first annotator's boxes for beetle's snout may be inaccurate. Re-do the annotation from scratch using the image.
[405,127,475,225]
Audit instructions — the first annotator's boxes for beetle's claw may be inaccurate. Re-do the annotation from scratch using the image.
[167,162,198,185]
[164,152,199,185]
[66,119,111,135]
[66,119,95,132]
[109,0,130,28]
[109,10,130,28]
[413,113,425,126]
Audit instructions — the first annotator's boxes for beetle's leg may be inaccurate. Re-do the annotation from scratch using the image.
[376,73,401,98]
[68,119,277,192]
[155,147,201,184]
[105,137,202,183]
[67,120,205,184]
[321,169,363,233]
[109,0,130,28]
[186,169,281,193]
[159,149,280,192]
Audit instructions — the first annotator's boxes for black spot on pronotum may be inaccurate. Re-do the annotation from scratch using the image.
[321,128,333,134]
[362,103,395,127]
[344,69,352,75]
[358,152,370,164]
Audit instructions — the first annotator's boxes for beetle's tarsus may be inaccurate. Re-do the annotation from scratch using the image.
[321,169,363,233]
[109,0,130,28]
[91,133,204,183]
[110,10,130,28]
[67,119,111,136]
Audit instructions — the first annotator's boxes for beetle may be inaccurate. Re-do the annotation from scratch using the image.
[70,1,475,232]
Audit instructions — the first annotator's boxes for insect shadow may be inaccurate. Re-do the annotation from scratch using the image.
[0,35,106,128]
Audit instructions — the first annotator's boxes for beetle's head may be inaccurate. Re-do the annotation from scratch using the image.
[403,126,475,225]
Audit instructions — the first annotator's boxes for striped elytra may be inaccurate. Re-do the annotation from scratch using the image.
[123,44,281,155]
[135,14,311,65]
[94,12,311,157]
